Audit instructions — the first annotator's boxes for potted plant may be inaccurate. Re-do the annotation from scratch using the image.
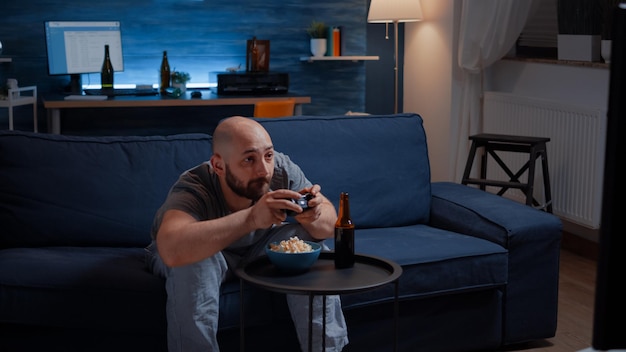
[171,71,191,94]
[306,20,328,57]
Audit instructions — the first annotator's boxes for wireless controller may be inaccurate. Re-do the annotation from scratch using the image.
[285,193,314,216]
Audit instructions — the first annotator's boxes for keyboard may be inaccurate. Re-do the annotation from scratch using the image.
[83,88,159,96]
[64,95,108,101]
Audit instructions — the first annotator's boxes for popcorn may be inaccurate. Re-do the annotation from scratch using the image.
[269,236,313,253]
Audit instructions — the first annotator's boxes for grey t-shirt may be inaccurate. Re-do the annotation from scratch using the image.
[150,151,312,249]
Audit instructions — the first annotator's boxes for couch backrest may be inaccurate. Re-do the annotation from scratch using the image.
[258,113,431,228]
[0,131,212,248]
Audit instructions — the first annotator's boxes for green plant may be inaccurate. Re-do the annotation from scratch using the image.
[306,21,328,39]
[171,71,191,84]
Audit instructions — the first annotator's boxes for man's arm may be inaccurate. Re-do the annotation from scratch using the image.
[156,207,256,267]
[156,188,321,267]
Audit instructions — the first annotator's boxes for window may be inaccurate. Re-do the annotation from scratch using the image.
[515,0,612,61]
[516,0,558,59]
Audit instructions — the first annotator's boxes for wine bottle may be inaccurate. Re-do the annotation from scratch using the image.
[101,45,114,90]
[160,50,170,95]
[250,37,259,72]
[334,192,355,269]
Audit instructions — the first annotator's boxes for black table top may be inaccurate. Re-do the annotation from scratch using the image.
[235,252,402,296]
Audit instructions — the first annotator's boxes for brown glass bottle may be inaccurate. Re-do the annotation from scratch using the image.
[334,192,355,269]
[100,45,114,90]
[160,50,170,95]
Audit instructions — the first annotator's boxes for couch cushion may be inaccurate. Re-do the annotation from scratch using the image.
[257,113,431,228]
[326,224,508,308]
[0,247,166,333]
[0,131,212,248]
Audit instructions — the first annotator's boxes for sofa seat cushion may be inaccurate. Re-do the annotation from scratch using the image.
[326,224,508,309]
[0,247,166,333]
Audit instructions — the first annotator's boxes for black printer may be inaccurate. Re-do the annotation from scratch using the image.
[216,72,289,95]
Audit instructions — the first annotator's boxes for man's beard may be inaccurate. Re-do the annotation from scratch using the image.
[225,164,270,202]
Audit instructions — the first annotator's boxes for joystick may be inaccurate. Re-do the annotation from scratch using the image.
[285,193,314,216]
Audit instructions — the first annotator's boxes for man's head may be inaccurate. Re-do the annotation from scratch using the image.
[211,116,274,203]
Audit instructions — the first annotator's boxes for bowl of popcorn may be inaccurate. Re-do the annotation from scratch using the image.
[266,236,322,273]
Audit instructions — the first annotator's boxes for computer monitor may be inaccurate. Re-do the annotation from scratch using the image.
[44,21,124,93]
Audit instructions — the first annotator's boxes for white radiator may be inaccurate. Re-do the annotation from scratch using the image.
[482,91,606,229]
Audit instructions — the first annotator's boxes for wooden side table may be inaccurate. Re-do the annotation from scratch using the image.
[461,133,553,213]
[0,86,37,132]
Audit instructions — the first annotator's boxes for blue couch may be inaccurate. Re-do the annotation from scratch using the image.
[0,113,562,352]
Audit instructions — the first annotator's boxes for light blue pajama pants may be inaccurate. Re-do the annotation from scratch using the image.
[145,223,349,352]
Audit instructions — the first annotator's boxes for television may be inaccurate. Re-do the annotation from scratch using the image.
[592,3,626,351]
[44,21,124,93]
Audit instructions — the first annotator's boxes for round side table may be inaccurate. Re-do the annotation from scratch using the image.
[235,252,403,352]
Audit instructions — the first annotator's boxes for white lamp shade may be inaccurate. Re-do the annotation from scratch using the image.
[367,0,423,23]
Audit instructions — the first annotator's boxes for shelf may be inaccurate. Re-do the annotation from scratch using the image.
[0,57,12,63]
[300,56,379,62]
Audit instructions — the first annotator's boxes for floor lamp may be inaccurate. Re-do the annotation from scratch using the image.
[368,0,423,114]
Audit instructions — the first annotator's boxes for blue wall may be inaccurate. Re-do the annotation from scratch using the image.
[0,0,398,134]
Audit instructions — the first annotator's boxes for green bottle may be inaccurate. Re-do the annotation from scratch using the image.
[101,45,114,89]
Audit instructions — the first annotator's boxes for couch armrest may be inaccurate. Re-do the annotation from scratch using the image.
[429,182,562,249]
[430,181,562,343]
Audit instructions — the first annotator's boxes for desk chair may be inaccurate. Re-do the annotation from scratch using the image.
[253,99,296,118]
[1,86,38,132]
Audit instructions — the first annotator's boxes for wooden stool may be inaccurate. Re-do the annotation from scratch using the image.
[461,133,553,213]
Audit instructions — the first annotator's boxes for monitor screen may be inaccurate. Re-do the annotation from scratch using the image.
[44,21,124,76]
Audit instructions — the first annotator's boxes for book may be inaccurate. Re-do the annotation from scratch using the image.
[333,26,341,56]
[326,26,342,56]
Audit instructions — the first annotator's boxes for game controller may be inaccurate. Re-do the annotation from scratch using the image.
[285,193,314,216]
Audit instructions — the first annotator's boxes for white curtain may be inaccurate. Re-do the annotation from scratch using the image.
[450,0,536,181]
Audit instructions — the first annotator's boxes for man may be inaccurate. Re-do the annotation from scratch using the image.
[145,116,349,351]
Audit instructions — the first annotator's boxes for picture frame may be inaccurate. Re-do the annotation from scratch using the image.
[246,38,270,72]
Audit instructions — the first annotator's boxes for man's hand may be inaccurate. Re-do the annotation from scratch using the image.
[249,189,305,228]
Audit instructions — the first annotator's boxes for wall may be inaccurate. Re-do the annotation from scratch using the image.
[485,60,609,241]
[404,0,458,183]
[1,0,397,134]
[404,0,609,241]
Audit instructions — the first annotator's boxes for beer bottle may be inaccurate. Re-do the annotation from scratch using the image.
[101,45,114,89]
[160,50,170,95]
[334,192,355,269]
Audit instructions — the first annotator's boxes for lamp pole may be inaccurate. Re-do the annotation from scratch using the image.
[393,20,399,114]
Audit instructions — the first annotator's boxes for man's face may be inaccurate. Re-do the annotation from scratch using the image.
[223,150,274,202]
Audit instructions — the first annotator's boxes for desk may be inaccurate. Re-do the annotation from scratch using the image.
[42,92,311,134]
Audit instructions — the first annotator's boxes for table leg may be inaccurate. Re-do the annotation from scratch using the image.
[308,294,313,352]
[322,295,327,351]
[33,99,38,133]
[240,279,245,352]
[394,280,399,352]
[47,108,61,134]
